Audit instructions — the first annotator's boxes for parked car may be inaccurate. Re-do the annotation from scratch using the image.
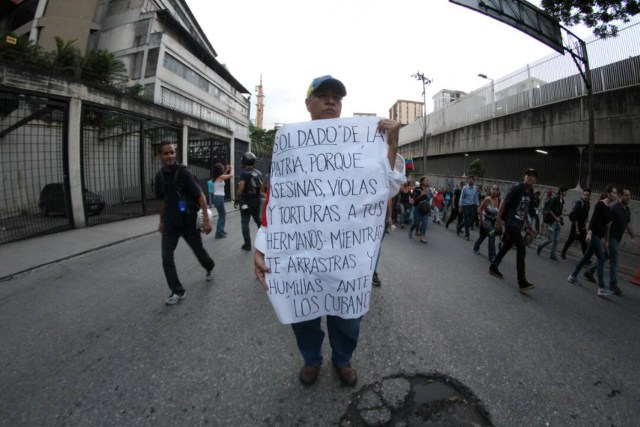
[39,183,106,216]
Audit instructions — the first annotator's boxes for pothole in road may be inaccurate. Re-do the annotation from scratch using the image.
[340,373,493,426]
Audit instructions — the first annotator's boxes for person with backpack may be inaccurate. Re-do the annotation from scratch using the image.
[537,186,568,261]
[154,141,215,306]
[560,188,591,259]
[236,152,263,251]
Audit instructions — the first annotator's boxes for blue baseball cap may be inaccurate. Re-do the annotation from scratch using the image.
[306,75,347,98]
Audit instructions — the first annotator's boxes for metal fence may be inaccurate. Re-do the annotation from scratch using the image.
[82,105,179,227]
[0,91,70,245]
[187,129,231,200]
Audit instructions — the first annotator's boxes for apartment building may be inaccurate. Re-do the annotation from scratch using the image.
[3,0,251,140]
[432,89,466,112]
[388,99,424,125]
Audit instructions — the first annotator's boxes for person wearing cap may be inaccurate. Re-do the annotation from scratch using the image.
[537,186,568,261]
[489,168,537,292]
[253,75,406,387]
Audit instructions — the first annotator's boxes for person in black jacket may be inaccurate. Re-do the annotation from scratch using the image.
[560,189,591,259]
[567,186,618,296]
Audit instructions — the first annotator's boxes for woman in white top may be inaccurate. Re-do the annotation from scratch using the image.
[210,163,233,239]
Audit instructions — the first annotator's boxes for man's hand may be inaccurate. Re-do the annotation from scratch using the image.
[202,220,212,235]
[377,119,400,169]
[254,250,271,291]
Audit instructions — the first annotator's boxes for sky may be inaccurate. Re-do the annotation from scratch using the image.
[185,0,596,129]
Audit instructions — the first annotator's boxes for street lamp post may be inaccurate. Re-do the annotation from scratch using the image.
[462,153,469,177]
[478,73,495,115]
[411,71,432,174]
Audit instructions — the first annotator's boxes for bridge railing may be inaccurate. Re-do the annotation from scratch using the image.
[406,16,640,140]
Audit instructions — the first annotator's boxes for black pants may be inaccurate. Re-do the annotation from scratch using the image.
[446,207,462,228]
[241,202,262,245]
[491,226,527,284]
[162,224,214,294]
[561,222,587,257]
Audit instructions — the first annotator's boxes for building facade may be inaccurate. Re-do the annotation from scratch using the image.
[432,89,466,112]
[388,99,423,125]
[3,0,251,140]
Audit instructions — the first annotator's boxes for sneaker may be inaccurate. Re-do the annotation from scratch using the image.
[567,274,579,285]
[214,234,226,239]
[299,364,321,386]
[597,287,612,297]
[241,243,251,251]
[560,254,567,260]
[610,284,622,296]
[420,239,428,244]
[549,256,560,261]
[489,264,503,278]
[372,272,381,287]
[206,269,213,282]
[518,281,535,292]
[583,271,596,283]
[165,292,186,306]
[456,228,462,236]
[473,247,479,254]
[335,364,358,387]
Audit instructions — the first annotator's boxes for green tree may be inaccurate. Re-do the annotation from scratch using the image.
[48,37,83,78]
[82,49,126,85]
[468,158,485,179]
[249,123,276,159]
[0,25,47,66]
[542,0,640,38]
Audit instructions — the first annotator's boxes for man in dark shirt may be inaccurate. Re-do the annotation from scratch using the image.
[537,186,567,260]
[155,141,215,306]
[445,181,464,229]
[489,168,537,292]
[235,152,263,251]
[561,189,591,259]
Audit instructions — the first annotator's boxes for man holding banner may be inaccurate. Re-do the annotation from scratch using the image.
[253,75,406,386]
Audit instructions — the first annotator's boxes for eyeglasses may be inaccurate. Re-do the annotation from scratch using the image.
[312,93,343,102]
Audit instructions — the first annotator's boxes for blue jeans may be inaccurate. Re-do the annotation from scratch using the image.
[441,203,449,222]
[573,235,606,288]
[211,195,226,237]
[474,218,496,261]
[291,316,362,368]
[457,205,476,238]
[587,237,620,286]
[539,222,561,257]
[410,205,429,237]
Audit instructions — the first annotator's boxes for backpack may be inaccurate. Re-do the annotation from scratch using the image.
[244,169,263,198]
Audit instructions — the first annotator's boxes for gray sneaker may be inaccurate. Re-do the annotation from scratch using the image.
[597,288,612,297]
[567,274,579,285]
[206,270,213,282]
[165,292,186,305]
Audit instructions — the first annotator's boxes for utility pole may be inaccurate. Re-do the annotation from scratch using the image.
[411,71,432,174]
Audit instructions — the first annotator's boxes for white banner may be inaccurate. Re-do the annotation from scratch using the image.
[264,117,390,324]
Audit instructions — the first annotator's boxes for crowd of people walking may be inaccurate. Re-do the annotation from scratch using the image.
[391,169,636,297]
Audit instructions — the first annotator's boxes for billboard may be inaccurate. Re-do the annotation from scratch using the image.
[450,0,564,54]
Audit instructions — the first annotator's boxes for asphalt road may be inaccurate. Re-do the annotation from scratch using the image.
[2,211,640,426]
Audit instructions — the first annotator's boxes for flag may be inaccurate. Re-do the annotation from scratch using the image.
[405,157,414,171]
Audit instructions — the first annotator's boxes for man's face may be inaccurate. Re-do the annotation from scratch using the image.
[159,144,176,168]
[620,189,631,205]
[305,90,342,120]
[524,173,536,186]
[468,177,474,186]
[582,191,591,201]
